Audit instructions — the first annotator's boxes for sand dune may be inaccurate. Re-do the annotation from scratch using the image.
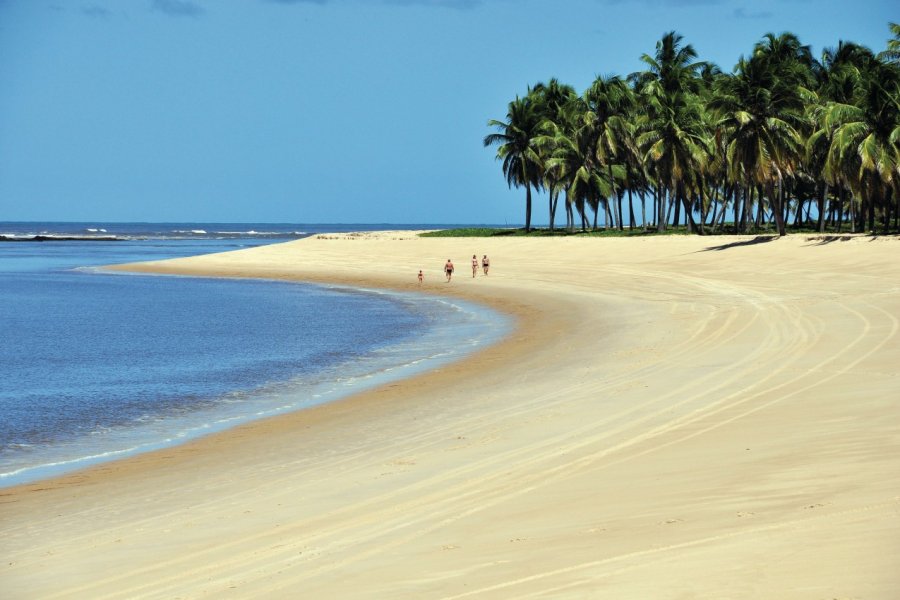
[2,232,899,598]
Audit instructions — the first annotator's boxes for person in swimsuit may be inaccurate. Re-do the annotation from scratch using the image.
[482,255,490,275]
[418,269,424,284]
[444,259,454,282]
[471,254,478,278]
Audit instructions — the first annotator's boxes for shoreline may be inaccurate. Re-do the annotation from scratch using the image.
[0,232,566,493]
[0,274,512,489]
[3,231,899,598]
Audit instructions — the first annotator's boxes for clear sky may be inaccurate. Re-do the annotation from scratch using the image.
[0,0,895,225]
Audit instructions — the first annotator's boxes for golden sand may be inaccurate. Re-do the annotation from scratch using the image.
[2,232,899,598]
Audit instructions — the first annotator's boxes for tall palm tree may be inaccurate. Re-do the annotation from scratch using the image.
[484,94,545,232]
[531,79,578,230]
[583,74,634,230]
[822,57,900,232]
[540,95,616,232]
[755,33,816,234]
[808,41,874,231]
[631,31,708,232]
[711,34,811,236]
[485,21,899,236]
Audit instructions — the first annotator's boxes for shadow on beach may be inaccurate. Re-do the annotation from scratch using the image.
[804,234,878,246]
[699,235,778,252]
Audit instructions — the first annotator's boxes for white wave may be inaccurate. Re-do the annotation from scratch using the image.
[213,230,298,236]
[0,445,143,480]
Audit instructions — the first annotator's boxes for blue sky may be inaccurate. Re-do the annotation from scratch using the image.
[0,0,895,225]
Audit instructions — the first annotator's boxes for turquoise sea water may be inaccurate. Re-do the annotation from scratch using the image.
[0,223,509,486]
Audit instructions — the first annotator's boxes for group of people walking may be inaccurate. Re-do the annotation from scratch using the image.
[418,255,489,284]
[445,255,489,281]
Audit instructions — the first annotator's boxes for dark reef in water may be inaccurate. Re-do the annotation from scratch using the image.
[1,235,125,242]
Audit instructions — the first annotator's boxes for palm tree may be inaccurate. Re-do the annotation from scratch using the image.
[711,34,811,236]
[582,75,634,230]
[822,57,900,232]
[755,33,816,234]
[808,41,874,231]
[539,94,616,232]
[878,22,900,64]
[485,21,899,236]
[531,79,578,230]
[484,94,545,232]
[631,31,708,232]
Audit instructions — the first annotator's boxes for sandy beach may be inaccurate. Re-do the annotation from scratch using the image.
[2,232,899,599]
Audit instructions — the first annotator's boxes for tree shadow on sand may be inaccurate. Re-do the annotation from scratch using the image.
[804,234,874,245]
[699,236,779,252]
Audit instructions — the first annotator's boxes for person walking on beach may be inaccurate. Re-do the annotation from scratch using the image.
[471,254,478,278]
[418,269,424,284]
[444,259,454,282]
[482,254,490,275]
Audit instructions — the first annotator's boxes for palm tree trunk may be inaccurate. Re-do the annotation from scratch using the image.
[894,194,900,231]
[827,191,835,229]
[867,181,876,233]
[741,183,751,233]
[793,198,802,228]
[549,188,557,231]
[578,198,588,232]
[755,185,766,232]
[780,179,789,230]
[892,188,900,231]
[836,187,845,229]
[525,185,533,233]
[657,186,666,233]
[605,165,624,231]
[628,189,636,230]
[617,192,625,231]
[697,185,707,235]
[718,186,730,232]
[699,181,709,229]
[771,182,786,237]
[666,188,677,228]
[640,190,647,228]
[679,185,698,234]
[817,183,827,233]
[672,189,682,228]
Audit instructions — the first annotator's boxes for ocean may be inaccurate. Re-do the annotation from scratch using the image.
[0,222,509,487]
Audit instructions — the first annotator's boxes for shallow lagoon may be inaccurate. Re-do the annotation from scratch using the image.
[0,225,509,486]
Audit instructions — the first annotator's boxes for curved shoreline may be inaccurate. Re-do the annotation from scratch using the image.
[0,248,540,497]
[0,276,512,488]
[0,236,568,494]
[3,232,899,598]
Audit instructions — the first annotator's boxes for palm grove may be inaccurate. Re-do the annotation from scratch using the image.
[484,24,900,236]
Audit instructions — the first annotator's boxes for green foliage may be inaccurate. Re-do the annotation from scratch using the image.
[418,227,695,238]
[419,228,518,237]
[485,23,900,235]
